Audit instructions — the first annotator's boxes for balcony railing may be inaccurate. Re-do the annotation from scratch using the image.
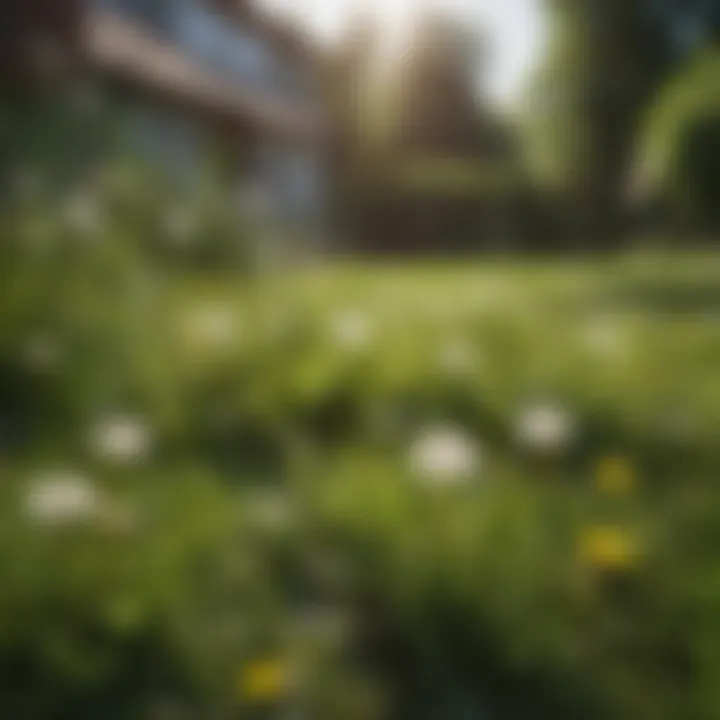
[84,7,322,138]
[91,0,311,103]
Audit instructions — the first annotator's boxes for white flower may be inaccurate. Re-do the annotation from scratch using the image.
[25,471,100,526]
[179,303,239,351]
[409,425,482,486]
[63,190,103,238]
[515,401,577,453]
[330,311,371,351]
[89,414,152,465]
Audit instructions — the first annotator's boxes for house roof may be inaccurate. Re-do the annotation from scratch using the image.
[81,7,322,140]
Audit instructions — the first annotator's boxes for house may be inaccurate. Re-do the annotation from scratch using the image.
[2,0,325,228]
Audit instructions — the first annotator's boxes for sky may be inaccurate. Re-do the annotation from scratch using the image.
[258,0,548,109]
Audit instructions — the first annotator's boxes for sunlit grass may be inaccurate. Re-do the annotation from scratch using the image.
[5,238,720,718]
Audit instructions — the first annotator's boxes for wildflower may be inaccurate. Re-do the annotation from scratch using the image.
[579,525,639,572]
[63,189,103,239]
[179,302,239,351]
[25,470,100,526]
[515,401,576,454]
[595,455,636,496]
[89,414,153,465]
[330,310,371,351]
[238,657,290,703]
[409,424,482,486]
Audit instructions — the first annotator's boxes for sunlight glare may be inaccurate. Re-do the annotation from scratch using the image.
[257,0,547,108]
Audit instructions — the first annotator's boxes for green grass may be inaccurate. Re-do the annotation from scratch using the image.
[5,245,720,719]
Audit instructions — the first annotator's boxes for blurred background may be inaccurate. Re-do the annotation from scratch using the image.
[2,1,720,718]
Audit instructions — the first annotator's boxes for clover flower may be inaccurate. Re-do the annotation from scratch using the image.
[25,470,101,526]
[409,424,482,486]
[515,401,576,453]
[89,414,153,465]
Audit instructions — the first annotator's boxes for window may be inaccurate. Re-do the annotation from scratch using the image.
[94,0,311,104]
[171,0,275,87]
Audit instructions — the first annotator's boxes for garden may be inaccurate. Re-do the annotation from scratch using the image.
[3,164,720,719]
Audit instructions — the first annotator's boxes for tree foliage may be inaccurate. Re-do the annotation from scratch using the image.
[637,49,720,230]
[524,0,675,241]
[522,0,720,244]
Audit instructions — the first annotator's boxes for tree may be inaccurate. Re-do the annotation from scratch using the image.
[523,0,677,245]
[522,0,720,246]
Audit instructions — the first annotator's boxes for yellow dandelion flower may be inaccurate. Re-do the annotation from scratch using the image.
[579,526,639,572]
[595,456,636,496]
[238,657,289,703]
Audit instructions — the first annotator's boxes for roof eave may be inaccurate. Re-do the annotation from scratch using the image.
[82,8,323,141]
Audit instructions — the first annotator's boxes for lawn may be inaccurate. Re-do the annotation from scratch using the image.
[4,247,720,719]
